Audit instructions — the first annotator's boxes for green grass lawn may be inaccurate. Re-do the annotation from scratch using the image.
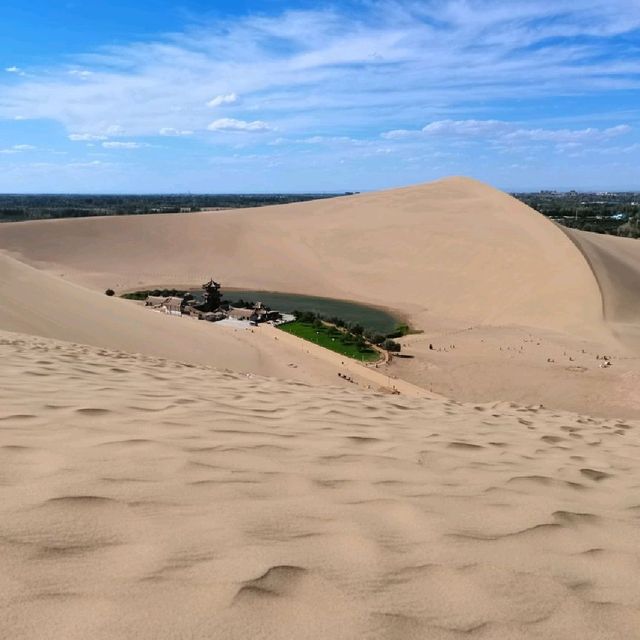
[278,321,380,362]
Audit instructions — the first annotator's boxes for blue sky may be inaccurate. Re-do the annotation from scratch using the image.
[0,0,639,193]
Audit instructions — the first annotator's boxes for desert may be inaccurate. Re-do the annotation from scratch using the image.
[1,176,640,639]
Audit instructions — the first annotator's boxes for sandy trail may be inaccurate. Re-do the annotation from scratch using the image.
[1,331,639,639]
[261,324,434,397]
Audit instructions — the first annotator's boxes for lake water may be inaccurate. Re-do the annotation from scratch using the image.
[192,289,399,334]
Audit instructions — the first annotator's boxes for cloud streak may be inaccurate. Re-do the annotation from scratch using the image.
[0,143,36,154]
[207,118,271,132]
[383,120,632,146]
[102,141,148,149]
[206,93,238,108]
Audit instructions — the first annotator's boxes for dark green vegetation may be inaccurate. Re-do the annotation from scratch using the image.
[278,320,380,362]
[121,288,192,300]
[279,310,403,361]
[217,289,399,334]
[0,193,340,223]
[514,191,640,238]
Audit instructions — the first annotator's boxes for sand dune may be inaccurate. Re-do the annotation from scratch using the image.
[3,177,640,637]
[0,251,345,385]
[1,331,639,639]
[2,176,640,417]
[0,177,609,335]
[563,228,640,349]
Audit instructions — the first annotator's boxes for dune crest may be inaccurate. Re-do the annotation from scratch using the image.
[0,176,612,336]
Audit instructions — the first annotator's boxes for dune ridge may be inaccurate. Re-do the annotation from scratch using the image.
[562,227,640,349]
[0,177,613,336]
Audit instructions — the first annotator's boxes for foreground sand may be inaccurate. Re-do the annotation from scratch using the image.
[2,330,639,640]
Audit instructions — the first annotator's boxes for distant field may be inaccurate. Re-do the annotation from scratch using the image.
[278,321,380,362]
[0,193,343,222]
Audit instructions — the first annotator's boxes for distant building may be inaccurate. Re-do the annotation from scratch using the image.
[145,295,184,316]
[143,284,283,325]
[227,304,281,324]
[227,307,255,321]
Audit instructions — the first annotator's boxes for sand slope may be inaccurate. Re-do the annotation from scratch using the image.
[0,251,344,384]
[563,228,640,348]
[0,177,606,335]
[3,177,640,636]
[1,331,639,639]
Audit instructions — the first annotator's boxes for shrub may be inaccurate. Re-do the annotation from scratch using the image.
[105,288,115,296]
[299,311,317,324]
[386,324,411,339]
[382,339,401,352]
[365,331,385,345]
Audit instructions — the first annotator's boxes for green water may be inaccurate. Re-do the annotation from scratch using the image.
[217,289,399,334]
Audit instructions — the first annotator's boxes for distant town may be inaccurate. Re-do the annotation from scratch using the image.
[513,191,640,238]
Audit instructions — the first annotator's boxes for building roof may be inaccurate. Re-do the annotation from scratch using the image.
[228,307,254,319]
[145,295,183,308]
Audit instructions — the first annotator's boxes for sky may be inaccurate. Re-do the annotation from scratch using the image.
[0,0,639,193]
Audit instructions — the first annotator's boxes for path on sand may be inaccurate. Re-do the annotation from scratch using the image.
[261,324,435,398]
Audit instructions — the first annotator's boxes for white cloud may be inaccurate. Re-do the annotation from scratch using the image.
[507,124,632,143]
[0,144,36,154]
[69,133,108,141]
[4,66,25,75]
[381,129,418,140]
[0,1,638,155]
[102,141,147,149]
[382,120,633,145]
[0,2,638,141]
[423,120,513,137]
[207,118,271,132]
[68,69,93,79]
[206,93,238,108]
[159,127,193,136]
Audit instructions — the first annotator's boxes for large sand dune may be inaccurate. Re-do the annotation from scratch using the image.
[3,178,640,637]
[0,177,612,336]
[3,176,640,417]
[1,331,639,639]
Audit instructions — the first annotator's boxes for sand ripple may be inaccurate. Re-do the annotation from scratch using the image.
[1,331,639,639]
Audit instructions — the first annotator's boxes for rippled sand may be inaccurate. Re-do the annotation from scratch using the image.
[1,332,639,639]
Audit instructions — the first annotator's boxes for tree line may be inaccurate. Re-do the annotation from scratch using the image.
[0,193,339,223]
[292,310,403,352]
